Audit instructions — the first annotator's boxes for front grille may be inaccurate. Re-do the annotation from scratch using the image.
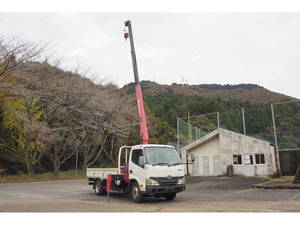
[150,176,183,186]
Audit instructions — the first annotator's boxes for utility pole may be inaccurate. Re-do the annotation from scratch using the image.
[271,103,281,176]
[242,107,246,135]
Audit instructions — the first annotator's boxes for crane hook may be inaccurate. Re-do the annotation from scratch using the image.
[124,31,129,41]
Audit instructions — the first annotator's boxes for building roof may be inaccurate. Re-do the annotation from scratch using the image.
[182,128,220,153]
[181,128,272,153]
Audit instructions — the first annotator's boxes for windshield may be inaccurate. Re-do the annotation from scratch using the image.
[144,147,181,166]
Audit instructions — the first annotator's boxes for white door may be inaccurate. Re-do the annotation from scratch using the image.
[243,154,256,176]
[203,156,210,176]
[129,149,146,189]
[192,156,199,176]
[213,155,220,176]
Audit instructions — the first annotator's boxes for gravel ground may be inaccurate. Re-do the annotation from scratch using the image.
[1,176,300,212]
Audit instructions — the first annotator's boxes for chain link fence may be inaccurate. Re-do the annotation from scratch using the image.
[177,100,300,153]
[177,112,218,153]
[272,100,300,151]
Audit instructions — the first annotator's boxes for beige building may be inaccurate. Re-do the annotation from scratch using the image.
[181,128,277,177]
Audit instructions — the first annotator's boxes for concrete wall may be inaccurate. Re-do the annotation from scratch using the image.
[182,128,276,176]
[219,129,276,176]
[187,135,220,176]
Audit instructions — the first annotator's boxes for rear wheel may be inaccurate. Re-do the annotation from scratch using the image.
[165,193,176,201]
[131,182,144,203]
[95,180,105,196]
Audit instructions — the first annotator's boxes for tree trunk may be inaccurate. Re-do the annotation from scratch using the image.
[82,159,88,174]
[24,151,34,176]
[293,162,300,184]
[52,158,61,176]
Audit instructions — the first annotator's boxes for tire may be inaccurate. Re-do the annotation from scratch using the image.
[165,193,176,201]
[130,182,144,203]
[95,180,105,196]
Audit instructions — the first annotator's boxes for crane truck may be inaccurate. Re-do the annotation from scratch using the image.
[86,20,185,203]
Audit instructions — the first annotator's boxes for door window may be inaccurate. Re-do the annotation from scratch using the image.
[131,149,143,167]
[244,154,254,165]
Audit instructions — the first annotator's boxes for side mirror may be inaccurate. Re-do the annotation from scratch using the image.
[138,156,145,168]
[191,154,196,164]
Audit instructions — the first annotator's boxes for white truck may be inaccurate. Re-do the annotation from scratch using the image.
[87,145,185,203]
[87,20,186,203]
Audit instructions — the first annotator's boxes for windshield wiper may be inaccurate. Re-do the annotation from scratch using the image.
[168,163,182,167]
[152,162,169,166]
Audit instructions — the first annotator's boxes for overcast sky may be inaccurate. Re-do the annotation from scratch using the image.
[0,13,299,98]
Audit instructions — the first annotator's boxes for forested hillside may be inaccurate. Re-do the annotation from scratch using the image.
[124,81,300,151]
[124,81,293,103]
[0,40,174,176]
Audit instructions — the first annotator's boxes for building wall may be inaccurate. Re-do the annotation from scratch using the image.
[187,135,220,176]
[219,129,276,176]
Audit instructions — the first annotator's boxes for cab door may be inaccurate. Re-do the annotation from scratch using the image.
[129,149,146,191]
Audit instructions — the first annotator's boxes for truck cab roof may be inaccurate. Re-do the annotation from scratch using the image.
[131,144,175,150]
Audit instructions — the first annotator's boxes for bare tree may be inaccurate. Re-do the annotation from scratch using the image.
[79,127,109,172]
[4,57,139,175]
[0,38,45,80]
[9,60,90,174]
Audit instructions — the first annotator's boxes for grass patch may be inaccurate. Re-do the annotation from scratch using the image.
[0,170,86,184]
[257,176,295,185]
[267,176,294,183]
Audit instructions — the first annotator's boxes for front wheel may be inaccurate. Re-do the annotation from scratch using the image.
[165,193,176,200]
[130,182,144,203]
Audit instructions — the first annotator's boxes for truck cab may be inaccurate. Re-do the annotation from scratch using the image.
[87,144,185,203]
[126,144,185,202]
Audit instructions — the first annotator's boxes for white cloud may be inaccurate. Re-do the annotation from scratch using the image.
[0,13,300,98]
[69,47,88,57]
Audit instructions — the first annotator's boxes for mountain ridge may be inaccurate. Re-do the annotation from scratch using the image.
[123,81,294,103]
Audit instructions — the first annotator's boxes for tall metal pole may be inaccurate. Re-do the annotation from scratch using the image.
[75,148,78,176]
[188,112,192,143]
[242,107,246,135]
[271,104,278,150]
[217,111,220,129]
[271,103,281,176]
[187,113,192,175]
[177,117,180,154]
[124,20,149,144]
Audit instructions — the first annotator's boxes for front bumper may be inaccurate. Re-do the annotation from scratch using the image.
[142,184,185,195]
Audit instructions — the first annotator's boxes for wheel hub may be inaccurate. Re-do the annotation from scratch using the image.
[132,186,139,199]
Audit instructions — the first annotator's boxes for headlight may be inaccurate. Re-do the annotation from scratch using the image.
[177,177,185,184]
[146,178,159,185]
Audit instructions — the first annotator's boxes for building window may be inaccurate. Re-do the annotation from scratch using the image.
[255,154,265,164]
[233,154,242,165]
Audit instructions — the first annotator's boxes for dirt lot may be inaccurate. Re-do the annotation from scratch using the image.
[1,176,300,212]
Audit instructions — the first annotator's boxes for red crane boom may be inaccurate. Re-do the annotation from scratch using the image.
[124,20,149,144]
